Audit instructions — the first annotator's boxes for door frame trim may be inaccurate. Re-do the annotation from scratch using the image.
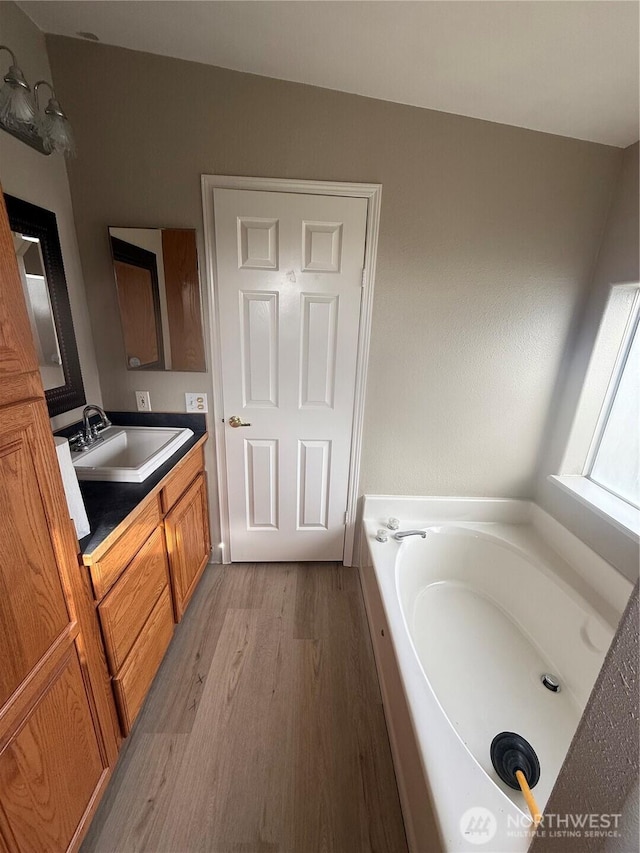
[201,175,382,566]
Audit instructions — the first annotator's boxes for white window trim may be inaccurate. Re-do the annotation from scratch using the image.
[549,282,640,542]
[549,475,639,540]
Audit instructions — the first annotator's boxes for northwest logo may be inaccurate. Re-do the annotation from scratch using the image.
[459,807,498,845]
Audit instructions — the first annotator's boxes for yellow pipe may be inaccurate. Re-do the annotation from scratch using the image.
[515,769,542,828]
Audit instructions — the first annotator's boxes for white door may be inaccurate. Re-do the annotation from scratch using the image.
[213,188,368,562]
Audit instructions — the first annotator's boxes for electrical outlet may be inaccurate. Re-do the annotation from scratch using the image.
[185,392,208,413]
[135,391,151,412]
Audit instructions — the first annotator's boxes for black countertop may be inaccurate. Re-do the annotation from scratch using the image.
[55,412,207,559]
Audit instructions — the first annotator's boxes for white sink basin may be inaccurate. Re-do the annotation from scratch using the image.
[72,425,194,483]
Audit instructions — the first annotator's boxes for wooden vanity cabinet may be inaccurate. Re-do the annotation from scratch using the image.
[0,189,119,852]
[85,441,210,736]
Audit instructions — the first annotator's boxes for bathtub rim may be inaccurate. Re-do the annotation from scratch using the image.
[362,495,633,619]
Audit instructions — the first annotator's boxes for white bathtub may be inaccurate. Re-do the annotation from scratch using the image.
[359,497,632,853]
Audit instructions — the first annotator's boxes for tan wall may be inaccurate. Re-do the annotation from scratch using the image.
[45,36,622,505]
[0,3,102,429]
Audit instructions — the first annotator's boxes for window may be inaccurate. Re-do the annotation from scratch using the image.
[550,284,640,538]
[587,301,639,509]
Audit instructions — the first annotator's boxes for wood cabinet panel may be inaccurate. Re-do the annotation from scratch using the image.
[161,445,204,513]
[165,474,211,621]
[112,586,174,735]
[0,403,72,708]
[0,371,42,411]
[98,527,169,672]
[0,649,106,853]
[0,192,38,383]
[88,497,161,600]
[161,229,205,371]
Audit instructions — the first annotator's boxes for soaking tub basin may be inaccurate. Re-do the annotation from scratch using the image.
[360,497,632,852]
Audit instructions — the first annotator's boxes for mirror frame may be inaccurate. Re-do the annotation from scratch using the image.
[5,194,86,416]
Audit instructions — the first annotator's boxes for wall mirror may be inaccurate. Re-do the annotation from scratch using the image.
[108,227,206,372]
[5,194,86,416]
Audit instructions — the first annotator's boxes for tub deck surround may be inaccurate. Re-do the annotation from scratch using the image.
[55,412,207,556]
[359,496,633,853]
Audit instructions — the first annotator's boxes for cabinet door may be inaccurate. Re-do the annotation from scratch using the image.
[165,473,211,620]
[0,650,106,853]
[0,403,71,706]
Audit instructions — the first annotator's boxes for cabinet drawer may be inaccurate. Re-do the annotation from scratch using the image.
[90,496,162,600]
[112,586,173,735]
[98,527,169,673]
[161,445,204,512]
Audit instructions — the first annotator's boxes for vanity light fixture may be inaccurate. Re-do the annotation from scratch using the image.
[0,45,76,157]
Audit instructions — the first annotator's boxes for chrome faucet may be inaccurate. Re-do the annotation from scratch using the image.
[69,405,112,451]
[83,404,111,439]
[393,529,427,541]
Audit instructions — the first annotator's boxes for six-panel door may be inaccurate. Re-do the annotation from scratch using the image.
[214,188,368,562]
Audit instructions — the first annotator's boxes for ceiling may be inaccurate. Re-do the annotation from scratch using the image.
[18,1,640,147]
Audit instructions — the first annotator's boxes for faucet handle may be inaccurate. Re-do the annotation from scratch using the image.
[69,431,88,451]
[387,517,400,530]
[375,529,389,543]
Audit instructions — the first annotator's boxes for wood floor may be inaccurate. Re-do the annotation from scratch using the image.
[82,563,408,853]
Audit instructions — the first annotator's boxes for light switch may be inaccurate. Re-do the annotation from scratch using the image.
[186,392,208,413]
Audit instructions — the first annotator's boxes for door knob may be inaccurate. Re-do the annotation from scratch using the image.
[228,415,251,428]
